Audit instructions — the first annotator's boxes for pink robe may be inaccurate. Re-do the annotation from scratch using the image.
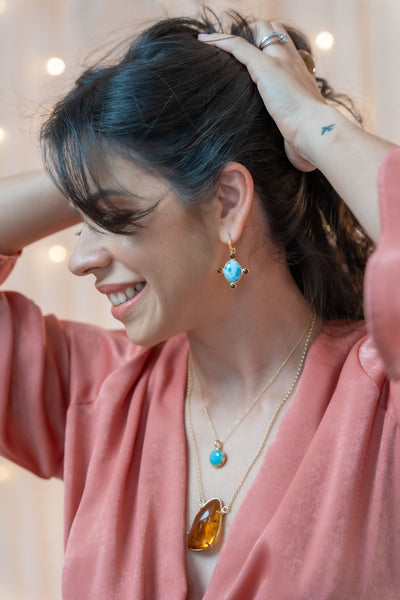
[1,146,400,599]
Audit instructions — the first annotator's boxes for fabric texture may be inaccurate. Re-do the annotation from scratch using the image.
[1,146,400,599]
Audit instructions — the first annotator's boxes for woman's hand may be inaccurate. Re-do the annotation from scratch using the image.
[198,21,325,171]
[199,21,394,242]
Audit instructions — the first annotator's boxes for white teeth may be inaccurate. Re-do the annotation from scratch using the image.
[109,293,120,306]
[126,287,135,299]
[108,284,145,306]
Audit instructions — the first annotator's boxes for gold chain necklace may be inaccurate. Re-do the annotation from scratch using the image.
[191,322,311,469]
[186,314,315,551]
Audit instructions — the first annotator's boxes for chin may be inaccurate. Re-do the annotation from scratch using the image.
[124,324,174,349]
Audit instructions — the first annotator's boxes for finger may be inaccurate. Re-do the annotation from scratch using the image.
[251,21,292,56]
[270,20,298,56]
[197,33,274,82]
[248,21,316,76]
[252,21,305,66]
[198,29,317,90]
[268,21,317,76]
[198,24,301,74]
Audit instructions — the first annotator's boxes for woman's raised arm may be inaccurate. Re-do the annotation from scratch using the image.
[199,23,394,243]
[0,170,79,255]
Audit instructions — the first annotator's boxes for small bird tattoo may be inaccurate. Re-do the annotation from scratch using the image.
[321,124,336,136]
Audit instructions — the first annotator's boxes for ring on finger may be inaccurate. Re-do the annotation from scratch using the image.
[258,31,289,51]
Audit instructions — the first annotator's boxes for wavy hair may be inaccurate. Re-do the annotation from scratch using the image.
[41,11,374,322]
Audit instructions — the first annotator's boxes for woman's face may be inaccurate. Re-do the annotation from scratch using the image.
[68,159,225,346]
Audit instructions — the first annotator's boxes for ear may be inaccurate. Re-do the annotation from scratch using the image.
[215,162,254,244]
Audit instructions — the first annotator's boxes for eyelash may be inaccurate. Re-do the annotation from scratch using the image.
[73,213,146,237]
[75,221,107,236]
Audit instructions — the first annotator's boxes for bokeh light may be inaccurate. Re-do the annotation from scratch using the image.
[46,57,66,76]
[48,245,68,263]
[316,31,334,50]
[0,463,12,482]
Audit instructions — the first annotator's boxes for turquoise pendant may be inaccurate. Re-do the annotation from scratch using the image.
[209,441,226,468]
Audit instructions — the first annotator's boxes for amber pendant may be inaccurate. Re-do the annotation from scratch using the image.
[187,498,224,551]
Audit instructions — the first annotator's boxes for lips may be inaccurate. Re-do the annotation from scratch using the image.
[96,281,147,317]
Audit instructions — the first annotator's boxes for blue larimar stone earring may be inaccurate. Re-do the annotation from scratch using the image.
[218,239,249,289]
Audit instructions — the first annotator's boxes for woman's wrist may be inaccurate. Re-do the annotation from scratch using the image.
[0,171,80,254]
[293,104,393,242]
[292,104,350,169]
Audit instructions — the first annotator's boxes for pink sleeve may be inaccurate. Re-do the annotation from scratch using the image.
[0,254,137,478]
[365,146,400,380]
[0,252,20,281]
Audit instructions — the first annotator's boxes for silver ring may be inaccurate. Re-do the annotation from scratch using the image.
[258,31,289,51]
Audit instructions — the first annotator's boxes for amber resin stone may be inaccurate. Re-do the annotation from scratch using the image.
[187,498,224,551]
[298,49,316,74]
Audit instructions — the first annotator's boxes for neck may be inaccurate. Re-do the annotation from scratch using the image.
[187,256,321,406]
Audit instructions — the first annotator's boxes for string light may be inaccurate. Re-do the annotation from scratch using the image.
[48,245,68,263]
[0,127,5,143]
[316,31,334,50]
[46,57,66,76]
[0,462,12,482]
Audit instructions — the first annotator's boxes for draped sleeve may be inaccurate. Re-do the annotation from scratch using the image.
[365,146,400,381]
[0,253,143,478]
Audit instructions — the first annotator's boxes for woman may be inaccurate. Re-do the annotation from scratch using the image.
[0,12,398,599]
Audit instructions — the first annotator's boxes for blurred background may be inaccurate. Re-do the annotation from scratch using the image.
[1,0,399,598]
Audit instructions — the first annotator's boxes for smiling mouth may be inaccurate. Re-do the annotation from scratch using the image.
[108,283,146,306]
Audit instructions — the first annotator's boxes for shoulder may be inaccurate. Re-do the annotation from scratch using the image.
[309,320,386,392]
[310,320,400,424]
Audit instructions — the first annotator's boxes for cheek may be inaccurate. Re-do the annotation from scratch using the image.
[117,208,217,292]
[144,244,214,312]
[171,237,216,285]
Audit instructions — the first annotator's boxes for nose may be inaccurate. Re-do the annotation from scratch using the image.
[68,227,112,277]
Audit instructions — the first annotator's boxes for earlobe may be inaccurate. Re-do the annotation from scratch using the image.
[216,162,254,243]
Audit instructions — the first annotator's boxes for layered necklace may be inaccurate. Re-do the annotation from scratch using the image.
[191,323,310,469]
[186,314,315,552]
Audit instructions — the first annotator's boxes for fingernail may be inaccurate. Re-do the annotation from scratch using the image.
[197,33,209,39]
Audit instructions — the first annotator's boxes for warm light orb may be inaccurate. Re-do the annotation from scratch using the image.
[0,127,5,143]
[0,463,12,482]
[48,245,68,263]
[316,31,334,50]
[46,57,66,76]
[0,1,7,15]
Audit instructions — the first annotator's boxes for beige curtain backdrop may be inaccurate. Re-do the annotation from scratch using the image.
[0,1,399,598]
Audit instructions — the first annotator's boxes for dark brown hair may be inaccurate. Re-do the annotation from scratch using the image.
[41,11,374,322]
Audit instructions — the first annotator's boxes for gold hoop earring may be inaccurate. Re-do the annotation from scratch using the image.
[218,239,249,289]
